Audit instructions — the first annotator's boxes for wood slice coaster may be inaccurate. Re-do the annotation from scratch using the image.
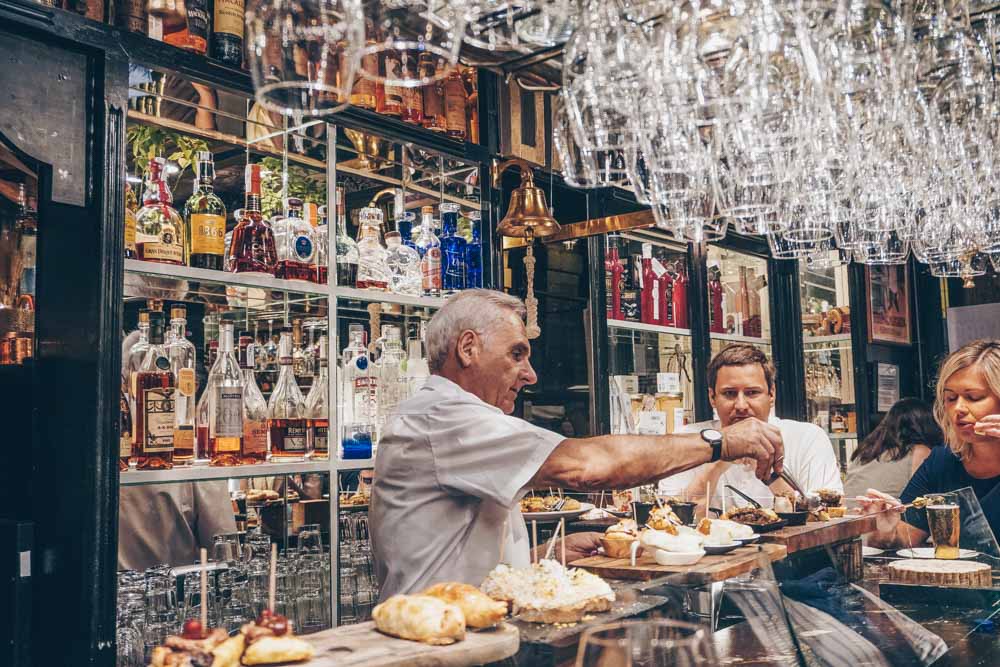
[888,558,992,588]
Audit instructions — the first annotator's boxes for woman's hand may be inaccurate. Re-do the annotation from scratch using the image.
[974,414,1000,438]
[856,489,905,534]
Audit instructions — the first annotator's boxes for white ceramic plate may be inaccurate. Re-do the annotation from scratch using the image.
[896,547,979,559]
[862,546,885,557]
[736,534,760,545]
[653,548,706,566]
[522,502,595,522]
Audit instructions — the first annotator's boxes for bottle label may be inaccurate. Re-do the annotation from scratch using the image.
[212,386,244,439]
[125,210,137,251]
[120,432,133,459]
[292,233,315,262]
[143,386,175,453]
[244,420,268,454]
[445,86,465,132]
[421,248,442,289]
[173,424,194,451]
[281,423,308,451]
[213,0,244,37]
[177,367,196,397]
[138,222,184,263]
[312,423,328,452]
[185,0,209,39]
[191,213,226,255]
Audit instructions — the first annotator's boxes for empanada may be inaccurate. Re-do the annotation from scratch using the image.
[241,634,314,665]
[210,634,245,667]
[422,582,507,629]
[373,594,466,645]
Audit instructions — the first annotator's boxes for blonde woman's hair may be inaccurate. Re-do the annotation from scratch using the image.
[934,339,1000,460]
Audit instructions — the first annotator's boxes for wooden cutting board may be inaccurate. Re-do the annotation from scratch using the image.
[294,621,519,667]
[758,515,876,554]
[573,543,787,583]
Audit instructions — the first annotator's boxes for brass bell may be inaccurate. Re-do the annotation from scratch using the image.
[493,158,560,240]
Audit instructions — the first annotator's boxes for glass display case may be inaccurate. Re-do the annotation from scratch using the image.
[706,245,771,358]
[0,143,36,367]
[799,252,858,470]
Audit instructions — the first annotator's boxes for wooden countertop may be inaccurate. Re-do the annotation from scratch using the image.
[572,543,787,583]
[759,516,876,554]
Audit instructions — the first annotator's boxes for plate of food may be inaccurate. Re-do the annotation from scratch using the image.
[520,496,593,521]
[481,559,615,624]
[724,507,787,533]
[862,546,885,557]
[896,547,979,559]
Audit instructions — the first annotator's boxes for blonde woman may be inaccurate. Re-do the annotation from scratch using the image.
[861,340,1000,548]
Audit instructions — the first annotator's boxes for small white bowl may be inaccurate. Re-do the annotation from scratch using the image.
[653,548,706,566]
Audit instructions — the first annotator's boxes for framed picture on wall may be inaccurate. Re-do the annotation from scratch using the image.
[866,265,911,344]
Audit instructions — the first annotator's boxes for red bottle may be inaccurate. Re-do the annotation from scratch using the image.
[228,164,277,275]
[658,269,673,326]
[605,245,624,321]
[640,252,658,325]
[673,268,689,329]
[708,270,724,333]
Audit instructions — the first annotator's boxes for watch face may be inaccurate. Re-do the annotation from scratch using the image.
[702,429,723,441]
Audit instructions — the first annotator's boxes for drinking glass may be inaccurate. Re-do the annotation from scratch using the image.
[576,619,717,666]
[299,523,323,554]
[927,497,961,559]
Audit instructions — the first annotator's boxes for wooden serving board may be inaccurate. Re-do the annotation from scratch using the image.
[573,544,787,583]
[294,621,519,667]
[758,515,876,554]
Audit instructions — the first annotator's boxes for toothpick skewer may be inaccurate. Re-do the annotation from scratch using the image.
[532,520,538,564]
[598,490,605,510]
[269,543,277,611]
[560,519,566,567]
[544,523,559,561]
[200,548,208,631]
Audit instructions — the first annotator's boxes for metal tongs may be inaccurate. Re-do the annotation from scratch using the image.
[770,468,806,499]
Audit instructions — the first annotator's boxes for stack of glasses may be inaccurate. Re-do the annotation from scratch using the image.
[338,512,379,624]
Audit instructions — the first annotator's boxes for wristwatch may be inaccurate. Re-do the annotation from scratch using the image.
[701,428,724,462]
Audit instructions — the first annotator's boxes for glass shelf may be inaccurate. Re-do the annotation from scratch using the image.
[710,331,773,346]
[608,320,692,337]
[125,258,329,296]
[120,460,332,486]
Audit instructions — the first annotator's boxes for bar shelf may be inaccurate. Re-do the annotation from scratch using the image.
[120,460,331,486]
[710,331,772,345]
[608,320,692,337]
[125,259,329,296]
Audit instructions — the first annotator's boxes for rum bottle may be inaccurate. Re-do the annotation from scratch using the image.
[135,158,186,266]
[239,332,269,463]
[184,151,227,270]
[273,197,317,281]
[415,206,442,297]
[167,305,197,463]
[201,316,244,466]
[439,203,466,292]
[212,0,245,67]
[356,207,389,290]
[334,187,359,287]
[267,329,309,461]
[228,164,277,275]
[135,311,175,470]
[443,68,467,140]
[304,335,330,460]
[349,21,379,110]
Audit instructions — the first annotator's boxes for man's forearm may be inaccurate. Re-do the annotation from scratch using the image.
[530,433,713,491]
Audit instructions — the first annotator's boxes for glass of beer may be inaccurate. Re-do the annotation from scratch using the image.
[926,500,961,559]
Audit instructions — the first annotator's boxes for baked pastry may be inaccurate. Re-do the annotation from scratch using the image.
[602,519,638,558]
[816,489,844,507]
[422,582,507,629]
[150,621,233,667]
[826,506,846,518]
[373,594,466,645]
[647,506,681,532]
[246,489,280,502]
[561,497,581,510]
[240,610,314,665]
[481,560,615,624]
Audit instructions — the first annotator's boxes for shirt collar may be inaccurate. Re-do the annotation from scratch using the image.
[423,374,504,414]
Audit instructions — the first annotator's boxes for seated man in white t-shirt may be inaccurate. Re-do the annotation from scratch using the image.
[660,344,843,515]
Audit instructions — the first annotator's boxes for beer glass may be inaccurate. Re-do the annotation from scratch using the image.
[927,499,961,559]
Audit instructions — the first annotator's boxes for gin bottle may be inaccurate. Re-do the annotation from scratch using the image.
[465,211,483,289]
[334,187,359,287]
[385,231,422,296]
[439,202,466,292]
[167,305,198,463]
[414,206,442,297]
[304,335,330,460]
[356,207,388,290]
[268,329,309,460]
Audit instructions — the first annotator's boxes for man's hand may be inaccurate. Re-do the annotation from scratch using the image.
[974,415,1000,438]
[720,418,783,482]
[532,532,603,564]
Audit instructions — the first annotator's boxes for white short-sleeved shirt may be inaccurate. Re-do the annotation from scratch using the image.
[370,375,565,600]
[658,418,843,510]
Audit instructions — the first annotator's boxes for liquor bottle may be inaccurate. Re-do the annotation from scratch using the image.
[313,204,329,284]
[124,182,138,259]
[385,231,422,296]
[200,317,244,466]
[415,206,442,296]
[135,312,175,470]
[184,151,227,270]
[224,209,239,271]
[291,319,308,378]
[405,336,430,395]
[457,209,473,243]
[334,187,359,287]
[395,211,417,251]
[439,203,467,292]
[304,335,330,460]
[340,325,374,460]
[126,309,151,418]
[14,184,37,296]
[167,305,197,463]
[420,54,447,132]
[375,325,407,432]
[465,211,483,289]
[605,243,624,321]
[212,0,245,67]
[163,0,209,54]
[356,207,389,290]
[273,197,317,281]
[640,245,657,325]
[463,66,480,144]
[116,0,147,34]
[120,380,132,471]
[268,329,309,461]
[378,49,404,117]
[658,266,674,327]
[349,21,379,110]
[239,332,269,463]
[229,164,277,275]
[708,266,724,334]
[401,57,424,125]
[135,158,186,266]
[443,68,467,141]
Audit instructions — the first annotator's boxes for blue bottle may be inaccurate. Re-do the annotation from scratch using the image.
[465,211,483,289]
[395,211,418,252]
[439,203,467,292]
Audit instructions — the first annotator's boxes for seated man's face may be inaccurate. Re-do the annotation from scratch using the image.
[709,363,774,427]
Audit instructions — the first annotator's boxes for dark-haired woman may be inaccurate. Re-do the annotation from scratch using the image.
[843,398,943,500]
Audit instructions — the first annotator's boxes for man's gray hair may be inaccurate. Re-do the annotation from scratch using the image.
[425,289,526,372]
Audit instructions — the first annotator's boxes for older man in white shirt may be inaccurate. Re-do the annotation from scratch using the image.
[659,344,843,514]
[371,290,786,600]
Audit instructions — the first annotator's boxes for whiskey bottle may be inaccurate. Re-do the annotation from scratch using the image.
[167,305,198,463]
[304,335,330,460]
[124,182,138,259]
[378,50,404,117]
[273,197,317,282]
[239,332,269,463]
[356,207,389,291]
[313,205,329,285]
[400,55,423,125]
[228,164,277,275]
[135,311,175,470]
[202,316,243,466]
[334,188,359,287]
[163,0,209,54]
[415,206,442,297]
[120,380,132,471]
[184,151,227,271]
[443,68,468,141]
[126,309,151,422]
[420,54,447,133]
[439,203,466,292]
[463,66,480,144]
[135,158,186,266]
[267,329,309,461]
[349,21,379,110]
[211,0,245,68]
